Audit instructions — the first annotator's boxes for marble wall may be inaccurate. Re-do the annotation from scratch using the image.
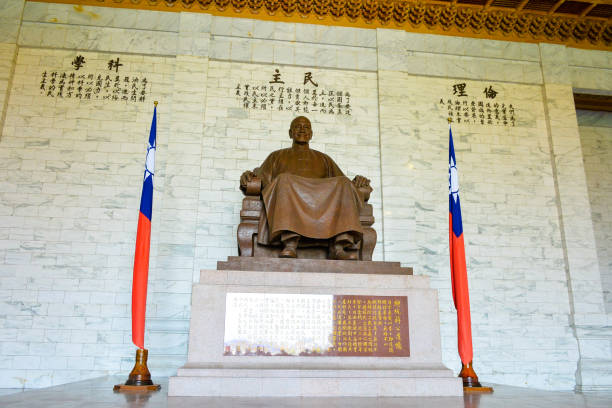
[579,111,612,314]
[0,0,24,135]
[0,0,610,391]
[378,71,578,388]
[577,110,612,391]
[0,46,182,387]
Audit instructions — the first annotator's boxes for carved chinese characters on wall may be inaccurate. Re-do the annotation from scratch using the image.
[39,54,150,103]
[441,82,516,127]
[223,293,409,357]
[235,69,352,116]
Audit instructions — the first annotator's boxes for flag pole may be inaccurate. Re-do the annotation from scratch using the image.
[115,101,160,392]
[448,117,493,394]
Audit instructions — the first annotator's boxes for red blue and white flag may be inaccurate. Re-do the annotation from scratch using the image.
[132,105,157,349]
[449,125,474,365]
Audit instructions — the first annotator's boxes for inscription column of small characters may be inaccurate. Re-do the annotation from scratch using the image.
[245,295,259,355]
[370,299,381,354]
[314,296,329,355]
[225,295,247,355]
[48,71,56,97]
[256,295,277,356]
[383,299,405,354]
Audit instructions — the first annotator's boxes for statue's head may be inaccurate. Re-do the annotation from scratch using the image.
[289,116,312,144]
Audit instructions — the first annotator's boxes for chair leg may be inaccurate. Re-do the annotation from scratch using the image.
[237,222,258,257]
[360,227,377,261]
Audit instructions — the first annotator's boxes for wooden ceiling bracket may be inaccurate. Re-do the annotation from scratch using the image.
[27,0,612,50]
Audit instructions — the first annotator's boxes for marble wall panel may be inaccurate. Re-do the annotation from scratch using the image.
[402,32,538,62]
[0,0,25,44]
[0,43,18,138]
[378,30,543,85]
[18,22,179,56]
[539,44,571,85]
[378,71,578,389]
[209,35,377,72]
[22,1,179,32]
[0,46,183,387]
[543,84,605,328]
[578,111,612,314]
[568,48,611,70]
[570,67,612,92]
[567,48,611,91]
[209,16,377,49]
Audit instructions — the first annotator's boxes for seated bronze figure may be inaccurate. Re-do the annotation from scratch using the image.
[238,116,376,260]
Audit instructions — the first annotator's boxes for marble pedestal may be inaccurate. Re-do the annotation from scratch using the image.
[168,263,462,397]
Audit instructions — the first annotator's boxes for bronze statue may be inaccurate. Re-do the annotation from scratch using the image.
[239,116,376,260]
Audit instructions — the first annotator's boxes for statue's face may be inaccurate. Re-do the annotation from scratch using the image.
[289,117,312,144]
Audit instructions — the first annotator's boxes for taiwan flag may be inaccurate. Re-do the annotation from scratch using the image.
[132,104,157,349]
[448,126,473,365]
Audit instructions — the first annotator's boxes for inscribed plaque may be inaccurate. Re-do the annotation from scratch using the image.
[223,293,409,357]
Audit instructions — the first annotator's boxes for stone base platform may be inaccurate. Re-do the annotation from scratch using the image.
[168,262,462,397]
[170,366,461,397]
[217,256,413,275]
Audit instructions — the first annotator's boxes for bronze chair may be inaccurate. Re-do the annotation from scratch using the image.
[237,177,376,260]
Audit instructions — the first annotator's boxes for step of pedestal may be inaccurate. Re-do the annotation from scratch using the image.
[169,368,462,397]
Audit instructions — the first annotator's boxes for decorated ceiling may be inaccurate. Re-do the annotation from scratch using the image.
[32,0,612,50]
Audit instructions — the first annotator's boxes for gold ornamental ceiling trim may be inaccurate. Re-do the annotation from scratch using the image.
[31,0,612,50]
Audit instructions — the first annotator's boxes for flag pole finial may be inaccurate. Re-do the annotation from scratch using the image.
[154,101,158,106]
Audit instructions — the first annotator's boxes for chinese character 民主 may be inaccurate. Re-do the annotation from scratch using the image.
[269,69,284,84]
[304,72,318,87]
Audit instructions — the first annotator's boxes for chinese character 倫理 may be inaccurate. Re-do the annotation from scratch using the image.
[483,86,498,99]
[452,83,467,97]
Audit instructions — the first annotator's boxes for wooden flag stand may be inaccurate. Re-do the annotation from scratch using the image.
[460,361,493,393]
[114,348,161,392]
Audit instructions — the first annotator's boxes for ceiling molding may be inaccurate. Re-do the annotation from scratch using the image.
[30,0,612,50]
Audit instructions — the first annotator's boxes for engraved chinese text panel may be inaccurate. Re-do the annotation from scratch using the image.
[223,293,409,357]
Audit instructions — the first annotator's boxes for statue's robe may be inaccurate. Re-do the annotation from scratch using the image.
[254,146,363,246]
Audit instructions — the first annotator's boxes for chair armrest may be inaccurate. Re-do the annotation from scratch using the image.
[357,185,372,203]
[240,177,262,196]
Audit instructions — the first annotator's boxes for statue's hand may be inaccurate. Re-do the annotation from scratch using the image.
[240,170,256,188]
[352,175,371,188]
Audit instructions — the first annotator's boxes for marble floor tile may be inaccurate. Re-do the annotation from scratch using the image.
[1,376,612,408]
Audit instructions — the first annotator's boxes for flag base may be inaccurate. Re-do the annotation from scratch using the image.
[459,361,493,393]
[114,348,161,392]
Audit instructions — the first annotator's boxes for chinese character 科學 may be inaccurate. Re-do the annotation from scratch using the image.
[72,55,86,70]
[108,57,124,73]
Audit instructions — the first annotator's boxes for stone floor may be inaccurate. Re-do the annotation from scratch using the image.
[1,376,612,408]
